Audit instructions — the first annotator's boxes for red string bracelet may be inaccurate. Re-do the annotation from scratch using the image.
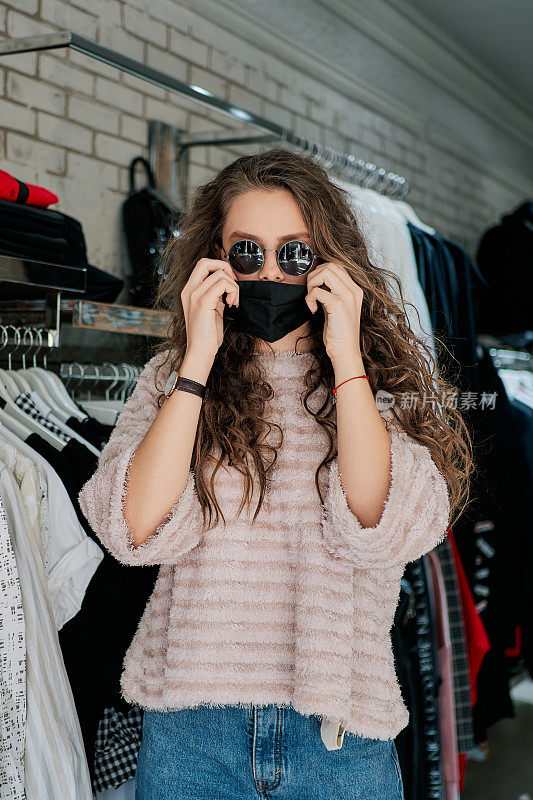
[332,374,369,403]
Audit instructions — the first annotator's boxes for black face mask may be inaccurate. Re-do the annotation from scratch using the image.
[223,280,317,343]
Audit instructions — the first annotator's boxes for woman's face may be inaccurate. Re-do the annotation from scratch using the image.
[215,187,319,285]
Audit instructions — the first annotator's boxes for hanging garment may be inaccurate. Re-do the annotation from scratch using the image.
[476,201,533,335]
[93,705,143,794]
[392,577,425,800]
[451,349,530,741]
[14,392,71,444]
[331,179,436,364]
[428,551,460,800]
[434,537,475,754]
[15,391,101,457]
[53,439,159,784]
[408,223,487,395]
[0,459,93,800]
[0,168,58,207]
[404,557,443,800]
[0,198,123,303]
[0,431,104,631]
[0,494,25,800]
[63,415,114,450]
[507,397,533,675]
[4,412,141,775]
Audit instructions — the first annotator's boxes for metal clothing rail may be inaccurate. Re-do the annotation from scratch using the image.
[0,31,410,198]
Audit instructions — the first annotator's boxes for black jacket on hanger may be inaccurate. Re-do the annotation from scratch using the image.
[475,201,533,336]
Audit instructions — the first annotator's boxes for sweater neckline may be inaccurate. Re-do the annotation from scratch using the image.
[252,349,316,378]
[253,349,315,359]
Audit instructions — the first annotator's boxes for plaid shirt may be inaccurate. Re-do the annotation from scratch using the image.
[14,393,71,444]
[93,706,143,793]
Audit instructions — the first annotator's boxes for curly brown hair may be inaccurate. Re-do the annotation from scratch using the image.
[150,146,474,534]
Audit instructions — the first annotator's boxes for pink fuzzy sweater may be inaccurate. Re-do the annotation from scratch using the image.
[78,347,450,740]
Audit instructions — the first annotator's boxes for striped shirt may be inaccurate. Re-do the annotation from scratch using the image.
[78,347,450,740]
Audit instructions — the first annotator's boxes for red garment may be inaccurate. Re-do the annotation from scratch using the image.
[0,169,58,207]
[447,528,491,705]
[447,527,491,793]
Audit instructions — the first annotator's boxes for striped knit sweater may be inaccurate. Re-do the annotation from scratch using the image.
[78,347,450,740]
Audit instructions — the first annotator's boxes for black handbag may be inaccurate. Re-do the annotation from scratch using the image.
[122,156,182,308]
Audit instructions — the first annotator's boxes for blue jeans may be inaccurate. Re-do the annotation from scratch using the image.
[134,704,405,799]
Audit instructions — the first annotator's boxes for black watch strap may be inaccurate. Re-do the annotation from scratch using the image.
[164,370,206,401]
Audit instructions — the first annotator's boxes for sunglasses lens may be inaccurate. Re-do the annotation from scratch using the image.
[279,241,315,276]
[227,240,263,274]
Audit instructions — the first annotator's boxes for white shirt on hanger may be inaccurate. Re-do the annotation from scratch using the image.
[0,460,93,800]
[332,178,436,366]
[0,425,104,629]
[0,493,26,800]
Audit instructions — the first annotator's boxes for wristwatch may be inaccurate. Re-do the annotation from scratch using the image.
[164,370,206,401]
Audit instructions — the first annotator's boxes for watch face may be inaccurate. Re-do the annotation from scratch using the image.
[164,370,177,396]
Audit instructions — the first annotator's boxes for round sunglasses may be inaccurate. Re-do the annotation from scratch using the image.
[220,239,319,277]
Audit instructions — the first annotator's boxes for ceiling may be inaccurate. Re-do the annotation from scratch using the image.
[401,0,533,110]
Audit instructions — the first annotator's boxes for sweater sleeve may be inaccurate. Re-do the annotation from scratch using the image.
[320,408,450,570]
[77,349,205,567]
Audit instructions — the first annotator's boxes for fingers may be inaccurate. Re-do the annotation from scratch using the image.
[183,258,239,304]
[190,269,240,311]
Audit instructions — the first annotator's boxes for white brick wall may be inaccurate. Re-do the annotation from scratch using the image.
[0,0,530,285]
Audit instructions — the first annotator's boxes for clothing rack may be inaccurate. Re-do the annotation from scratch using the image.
[0,31,410,203]
[59,361,142,402]
[488,348,532,371]
[0,296,172,349]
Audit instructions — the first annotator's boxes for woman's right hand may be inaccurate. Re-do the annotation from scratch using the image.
[181,257,240,363]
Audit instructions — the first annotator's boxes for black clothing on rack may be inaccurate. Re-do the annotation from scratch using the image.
[408,222,487,394]
[476,201,533,336]
[20,424,156,783]
[0,197,123,303]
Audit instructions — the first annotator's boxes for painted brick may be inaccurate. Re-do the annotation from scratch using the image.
[0,97,36,134]
[7,131,65,175]
[97,24,145,62]
[122,72,167,101]
[170,28,209,68]
[245,66,277,101]
[95,76,143,116]
[228,84,262,117]
[68,0,121,26]
[124,6,167,47]
[120,113,148,143]
[94,132,143,166]
[38,111,93,154]
[6,8,55,37]
[262,101,291,130]
[145,96,188,128]
[10,0,38,15]
[68,49,122,82]
[146,45,188,83]
[68,152,119,191]
[190,65,227,100]
[209,49,245,87]
[7,71,66,115]
[68,96,120,135]
[278,85,309,117]
[0,50,37,77]
[39,53,94,95]
[148,0,191,34]
[40,0,98,37]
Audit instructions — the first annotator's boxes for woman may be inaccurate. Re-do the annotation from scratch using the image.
[78,147,473,799]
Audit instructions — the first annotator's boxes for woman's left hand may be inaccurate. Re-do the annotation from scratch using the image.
[305,261,363,365]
